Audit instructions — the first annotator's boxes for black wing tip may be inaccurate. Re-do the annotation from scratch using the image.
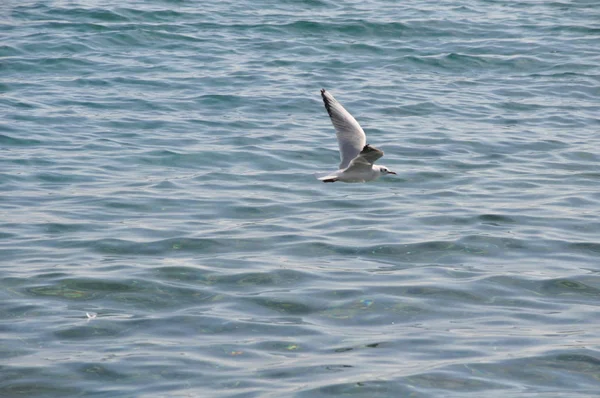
[320,88,333,116]
[361,144,383,155]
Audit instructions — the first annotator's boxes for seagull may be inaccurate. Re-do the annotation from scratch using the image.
[316,89,396,183]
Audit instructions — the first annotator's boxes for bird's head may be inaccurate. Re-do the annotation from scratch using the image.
[378,166,396,176]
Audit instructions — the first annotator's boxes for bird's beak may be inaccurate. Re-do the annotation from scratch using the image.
[389,171,397,175]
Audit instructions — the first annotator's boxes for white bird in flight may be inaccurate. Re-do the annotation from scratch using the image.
[316,89,396,183]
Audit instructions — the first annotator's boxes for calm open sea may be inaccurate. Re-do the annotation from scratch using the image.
[1,0,600,396]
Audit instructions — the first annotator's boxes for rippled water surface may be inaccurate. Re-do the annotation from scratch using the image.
[2,0,600,396]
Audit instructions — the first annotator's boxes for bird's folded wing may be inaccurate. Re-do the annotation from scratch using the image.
[321,89,367,170]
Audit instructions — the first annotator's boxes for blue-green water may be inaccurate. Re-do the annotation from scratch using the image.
[2,1,600,396]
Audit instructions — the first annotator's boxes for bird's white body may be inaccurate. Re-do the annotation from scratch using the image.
[318,164,391,183]
[316,89,395,183]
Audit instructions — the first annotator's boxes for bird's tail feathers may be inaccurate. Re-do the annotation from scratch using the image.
[314,171,338,181]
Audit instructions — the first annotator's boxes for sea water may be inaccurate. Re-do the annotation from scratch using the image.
[1,1,600,396]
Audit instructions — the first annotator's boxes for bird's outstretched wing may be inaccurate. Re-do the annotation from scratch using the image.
[356,144,384,165]
[343,156,373,174]
[344,145,385,173]
[321,89,367,169]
